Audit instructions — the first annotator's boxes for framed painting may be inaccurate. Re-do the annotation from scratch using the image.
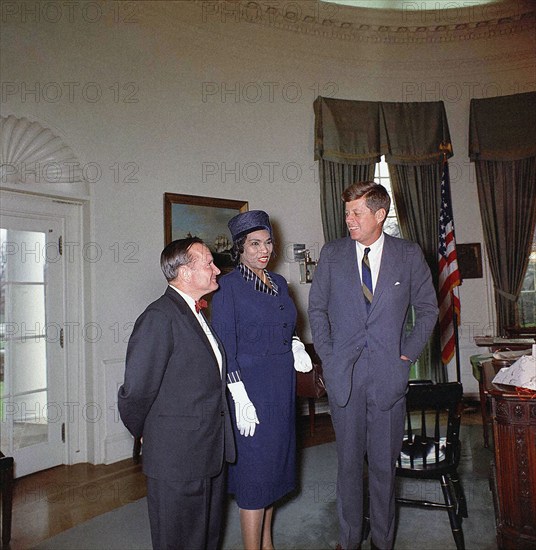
[164,193,248,273]
[457,242,483,280]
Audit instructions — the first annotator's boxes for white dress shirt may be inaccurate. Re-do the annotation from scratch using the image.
[170,285,223,377]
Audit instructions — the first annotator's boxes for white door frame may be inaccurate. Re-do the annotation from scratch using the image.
[1,189,89,469]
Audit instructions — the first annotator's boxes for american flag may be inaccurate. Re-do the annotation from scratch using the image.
[438,160,461,365]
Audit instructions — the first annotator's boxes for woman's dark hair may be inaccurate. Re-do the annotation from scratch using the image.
[160,236,203,281]
[230,235,247,265]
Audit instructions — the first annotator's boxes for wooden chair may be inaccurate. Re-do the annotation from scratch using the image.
[297,344,327,436]
[133,437,142,464]
[396,381,467,550]
[0,451,14,549]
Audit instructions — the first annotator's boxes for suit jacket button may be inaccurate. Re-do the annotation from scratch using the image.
[220,411,225,416]
[279,305,284,310]
[284,339,288,345]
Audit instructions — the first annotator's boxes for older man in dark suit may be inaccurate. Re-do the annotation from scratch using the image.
[308,182,438,550]
[118,237,235,550]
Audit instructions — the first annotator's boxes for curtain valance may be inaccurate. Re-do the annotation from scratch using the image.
[469,91,536,161]
[314,97,381,165]
[314,96,452,165]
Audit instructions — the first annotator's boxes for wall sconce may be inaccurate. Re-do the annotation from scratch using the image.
[298,249,317,284]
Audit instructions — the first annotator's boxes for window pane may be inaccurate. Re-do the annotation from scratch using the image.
[521,262,534,291]
[519,294,535,326]
[374,158,400,238]
[0,228,51,452]
[383,217,401,238]
[8,284,46,332]
[518,234,536,327]
[1,230,46,283]
[11,390,49,449]
[11,337,47,395]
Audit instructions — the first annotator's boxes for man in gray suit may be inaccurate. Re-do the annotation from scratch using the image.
[118,237,235,549]
[308,182,438,550]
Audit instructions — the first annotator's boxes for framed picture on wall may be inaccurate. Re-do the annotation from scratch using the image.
[457,242,483,280]
[164,193,248,273]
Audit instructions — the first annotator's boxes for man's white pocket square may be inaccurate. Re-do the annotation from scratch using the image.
[394,281,401,286]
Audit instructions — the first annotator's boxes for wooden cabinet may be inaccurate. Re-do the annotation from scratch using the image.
[485,362,536,549]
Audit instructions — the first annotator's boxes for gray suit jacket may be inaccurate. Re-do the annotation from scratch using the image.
[118,286,235,481]
[308,233,438,411]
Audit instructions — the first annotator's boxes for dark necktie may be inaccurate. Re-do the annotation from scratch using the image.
[362,247,373,312]
[195,298,208,313]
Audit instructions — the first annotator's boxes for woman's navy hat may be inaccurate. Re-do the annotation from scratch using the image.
[228,210,272,242]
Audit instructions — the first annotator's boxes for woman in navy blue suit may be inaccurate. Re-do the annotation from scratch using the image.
[211,210,311,549]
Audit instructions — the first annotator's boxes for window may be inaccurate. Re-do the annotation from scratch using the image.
[518,230,536,327]
[374,157,400,238]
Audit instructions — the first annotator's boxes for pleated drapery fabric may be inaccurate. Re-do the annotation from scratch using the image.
[469,92,536,333]
[318,160,375,241]
[388,162,443,380]
[474,157,536,331]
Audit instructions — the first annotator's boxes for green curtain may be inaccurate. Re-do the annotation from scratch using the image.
[379,101,452,165]
[469,92,536,334]
[474,158,536,332]
[388,162,444,381]
[469,92,536,162]
[319,160,375,241]
[314,97,452,165]
[314,97,381,165]
[314,97,381,242]
[314,96,452,247]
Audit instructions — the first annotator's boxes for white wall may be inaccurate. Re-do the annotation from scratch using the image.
[1,0,535,464]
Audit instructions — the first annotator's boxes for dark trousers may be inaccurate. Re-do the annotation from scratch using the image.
[146,467,226,550]
[329,362,406,550]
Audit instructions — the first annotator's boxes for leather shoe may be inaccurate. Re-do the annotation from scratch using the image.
[335,545,361,550]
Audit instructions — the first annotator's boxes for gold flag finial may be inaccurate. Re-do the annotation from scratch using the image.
[439,142,452,155]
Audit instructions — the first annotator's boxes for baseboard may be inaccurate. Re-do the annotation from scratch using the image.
[104,432,135,465]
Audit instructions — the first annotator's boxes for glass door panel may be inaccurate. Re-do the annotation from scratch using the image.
[0,216,65,477]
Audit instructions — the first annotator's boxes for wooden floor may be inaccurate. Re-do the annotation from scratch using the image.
[6,405,481,549]
[8,456,146,549]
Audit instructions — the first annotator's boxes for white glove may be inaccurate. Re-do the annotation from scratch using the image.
[292,336,313,373]
[227,381,259,437]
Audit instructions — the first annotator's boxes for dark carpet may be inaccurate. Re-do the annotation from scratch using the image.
[34,422,497,549]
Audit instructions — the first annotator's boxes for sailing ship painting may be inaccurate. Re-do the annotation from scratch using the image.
[164,193,248,273]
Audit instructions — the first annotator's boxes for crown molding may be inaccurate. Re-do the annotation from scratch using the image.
[219,1,536,44]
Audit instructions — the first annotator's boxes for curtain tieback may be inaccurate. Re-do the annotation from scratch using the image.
[495,288,518,301]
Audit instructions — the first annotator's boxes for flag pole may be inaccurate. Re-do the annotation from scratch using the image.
[453,308,461,383]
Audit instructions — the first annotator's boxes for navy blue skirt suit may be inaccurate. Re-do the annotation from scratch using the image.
[211,265,297,509]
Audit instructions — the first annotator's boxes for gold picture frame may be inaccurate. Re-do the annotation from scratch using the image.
[164,193,248,273]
